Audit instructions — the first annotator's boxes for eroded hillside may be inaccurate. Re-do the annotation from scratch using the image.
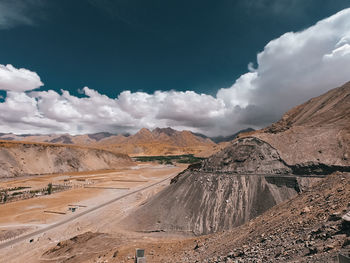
[254,81,350,166]
[0,140,132,178]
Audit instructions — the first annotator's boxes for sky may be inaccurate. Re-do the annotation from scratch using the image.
[0,0,350,136]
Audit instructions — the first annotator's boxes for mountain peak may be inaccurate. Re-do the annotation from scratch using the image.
[137,128,152,134]
[152,127,177,136]
[133,128,153,139]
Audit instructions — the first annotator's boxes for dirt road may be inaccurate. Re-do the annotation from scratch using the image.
[0,170,178,250]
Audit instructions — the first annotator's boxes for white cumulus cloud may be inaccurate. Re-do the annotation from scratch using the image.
[217,7,350,128]
[0,64,43,92]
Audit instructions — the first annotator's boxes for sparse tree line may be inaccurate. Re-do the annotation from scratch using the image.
[0,183,68,204]
[133,154,205,165]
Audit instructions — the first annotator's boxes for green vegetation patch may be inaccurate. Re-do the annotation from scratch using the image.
[133,154,205,164]
[0,186,31,193]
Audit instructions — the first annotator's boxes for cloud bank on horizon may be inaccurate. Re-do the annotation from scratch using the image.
[0,8,350,136]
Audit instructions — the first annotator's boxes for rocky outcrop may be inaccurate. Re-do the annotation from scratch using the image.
[172,173,350,263]
[202,137,291,175]
[0,141,132,178]
[203,137,350,176]
[126,170,302,235]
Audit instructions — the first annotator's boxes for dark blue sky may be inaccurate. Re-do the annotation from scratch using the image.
[1,0,350,97]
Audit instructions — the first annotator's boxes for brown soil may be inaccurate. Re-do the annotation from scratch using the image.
[0,227,31,242]
[0,164,186,225]
[0,164,188,263]
[0,163,187,261]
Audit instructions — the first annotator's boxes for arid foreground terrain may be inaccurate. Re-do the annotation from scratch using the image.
[40,172,350,263]
[0,161,188,263]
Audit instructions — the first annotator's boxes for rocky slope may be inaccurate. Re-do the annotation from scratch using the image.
[126,171,302,235]
[124,82,350,235]
[0,140,132,178]
[253,81,350,167]
[155,173,350,263]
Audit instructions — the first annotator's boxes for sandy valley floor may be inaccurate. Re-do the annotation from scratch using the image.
[0,163,188,263]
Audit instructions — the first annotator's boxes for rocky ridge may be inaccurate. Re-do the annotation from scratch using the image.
[253,81,350,166]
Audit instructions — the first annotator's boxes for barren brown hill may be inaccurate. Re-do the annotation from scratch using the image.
[91,127,217,156]
[124,82,350,235]
[0,132,115,145]
[0,140,132,178]
[251,81,350,166]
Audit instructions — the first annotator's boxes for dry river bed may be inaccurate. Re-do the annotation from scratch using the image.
[0,163,188,263]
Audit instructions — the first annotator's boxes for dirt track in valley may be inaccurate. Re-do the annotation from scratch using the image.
[0,163,188,263]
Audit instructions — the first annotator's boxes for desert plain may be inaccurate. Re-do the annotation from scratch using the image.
[0,162,188,263]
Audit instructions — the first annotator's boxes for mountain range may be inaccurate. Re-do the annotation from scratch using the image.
[0,127,253,157]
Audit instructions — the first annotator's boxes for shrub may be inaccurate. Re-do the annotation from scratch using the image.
[47,183,53,195]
